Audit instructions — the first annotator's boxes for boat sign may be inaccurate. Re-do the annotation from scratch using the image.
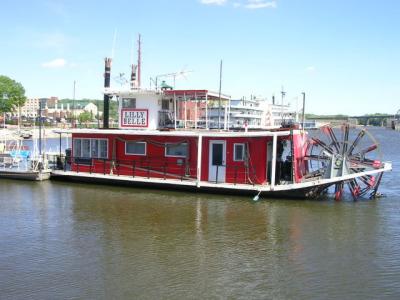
[121,109,148,128]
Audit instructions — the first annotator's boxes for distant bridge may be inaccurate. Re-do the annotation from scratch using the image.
[310,112,400,126]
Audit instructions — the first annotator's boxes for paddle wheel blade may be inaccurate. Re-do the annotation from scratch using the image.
[311,138,334,155]
[349,157,382,169]
[359,175,376,187]
[334,182,344,201]
[304,154,330,161]
[341,124,350,155]
[322,125,340,152]
[347,179,361,201]
[347,129,365,155]
[370,173,384,199]
[352,144,378,157]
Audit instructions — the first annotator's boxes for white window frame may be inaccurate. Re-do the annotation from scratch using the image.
[72,138,108,159]
[233,143,245,161]
[165,143,188,158]
[125,141,147,156]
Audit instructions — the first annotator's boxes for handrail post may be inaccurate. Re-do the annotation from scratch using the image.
[252,165,256,186]
[234,165,238,185]
[271,134,278,190]
[132,161,135,178]
[103,159,106,175]
[215,165,219,184]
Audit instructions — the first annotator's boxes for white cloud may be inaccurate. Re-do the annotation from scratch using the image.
[244,0,277,9]
[42,58,67,68]
[200,0,277,9]
[305,66,317,73]
[200,0,227,5]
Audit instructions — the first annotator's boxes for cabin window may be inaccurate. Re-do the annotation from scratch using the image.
[73,139,82,157]
[91,140,99,157]
[233,143,246,161]
[122,98,136,109]
[73,138,108,159]
[82,139,91,157]
[165,143,188,157]
[99,140,108,158]
[125,141,146,155]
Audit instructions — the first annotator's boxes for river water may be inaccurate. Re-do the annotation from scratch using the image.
[0,128,399,299]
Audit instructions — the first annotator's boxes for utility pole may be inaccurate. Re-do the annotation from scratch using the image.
[103,58,112,129]
[97,100,100,128]
[38,99,42,156]
[301,92,306,130]
[218,60,223,130]
[2,93,8,130]
[72,80,76,128]
[281,86,286,124]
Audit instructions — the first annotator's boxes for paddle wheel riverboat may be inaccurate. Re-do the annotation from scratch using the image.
[51,57,392,200]
[51,90,392,200]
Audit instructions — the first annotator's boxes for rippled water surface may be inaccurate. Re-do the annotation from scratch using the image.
[1,128,399,299]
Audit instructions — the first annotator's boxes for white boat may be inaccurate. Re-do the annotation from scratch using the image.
[0,130,51,181]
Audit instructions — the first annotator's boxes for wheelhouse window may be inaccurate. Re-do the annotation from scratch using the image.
[125,141,146,155]
[73,138,108,159]
[165,143,188,157]
[122,98,136,109]
[233,143,246,161]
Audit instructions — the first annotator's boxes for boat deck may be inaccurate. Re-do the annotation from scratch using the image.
[50,161,392,197]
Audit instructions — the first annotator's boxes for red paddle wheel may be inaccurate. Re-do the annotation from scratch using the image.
[303,124,384,201]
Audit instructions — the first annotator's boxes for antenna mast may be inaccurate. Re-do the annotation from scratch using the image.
[111,29,117,59]
[137,34,142,88]
[218,60,223,130]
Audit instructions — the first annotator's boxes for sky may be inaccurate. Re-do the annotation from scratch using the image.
[1,0,399,115]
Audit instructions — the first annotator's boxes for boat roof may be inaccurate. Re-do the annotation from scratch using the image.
[163,90,230,100]
[102,88,231,101]
[54,127,302,137]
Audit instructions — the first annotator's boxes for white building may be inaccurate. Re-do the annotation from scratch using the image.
[262,102,296,127]
[208,97,296,129]
[229,98,264,129]
[20,98,40,118]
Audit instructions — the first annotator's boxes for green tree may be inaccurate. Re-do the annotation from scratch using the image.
[0,75,26,113]
[78,111,93,123]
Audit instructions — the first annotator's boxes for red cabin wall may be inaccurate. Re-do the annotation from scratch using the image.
[71,133,198,179]
[71,133,271,185]
[200,137,268,184]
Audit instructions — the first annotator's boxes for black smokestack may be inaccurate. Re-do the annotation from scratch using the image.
[103,57,112,129]
[272,95,275,105]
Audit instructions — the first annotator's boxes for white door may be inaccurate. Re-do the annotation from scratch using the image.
[208,140,226,183]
